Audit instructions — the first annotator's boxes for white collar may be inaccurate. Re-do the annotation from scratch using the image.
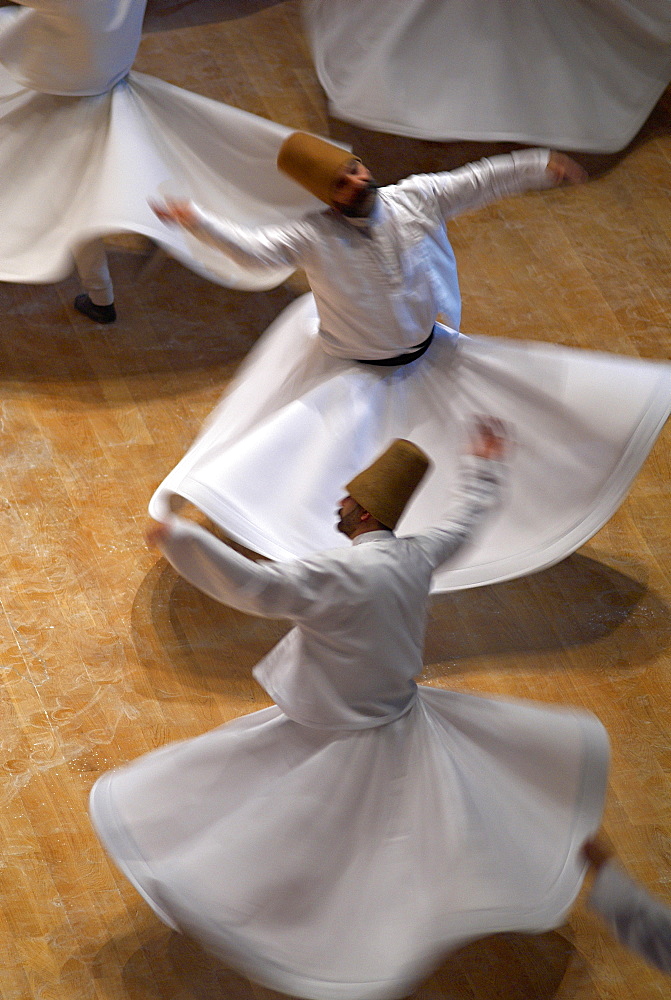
[352,529,394,546]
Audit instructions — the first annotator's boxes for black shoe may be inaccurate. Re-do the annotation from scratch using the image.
[74,294,117,324]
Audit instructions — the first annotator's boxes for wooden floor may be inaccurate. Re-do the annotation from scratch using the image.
[2,3,671,998]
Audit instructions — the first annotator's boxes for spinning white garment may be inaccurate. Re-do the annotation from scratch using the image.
[0,1,317,290]
[151,293,671,593]
[91,689,608,999]
[91,490,609,999]
[303,0,671,152]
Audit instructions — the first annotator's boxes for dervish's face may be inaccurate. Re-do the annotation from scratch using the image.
[331,160,377,217]
[336,495,364,537]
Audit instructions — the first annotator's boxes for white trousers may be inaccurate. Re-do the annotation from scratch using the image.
[72,239,114,305]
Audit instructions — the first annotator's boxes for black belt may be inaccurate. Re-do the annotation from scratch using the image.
[356,328,434,367]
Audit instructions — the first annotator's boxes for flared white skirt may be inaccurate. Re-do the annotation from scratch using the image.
[90,686,609,999]
[0,50,317,289]
[150,293,671,593]
[303,0,671,152]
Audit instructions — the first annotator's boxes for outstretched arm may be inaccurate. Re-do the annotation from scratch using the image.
[146,518,312,620]
[415,417,508,569]
[150,197,308,272]
[406,148,587,221]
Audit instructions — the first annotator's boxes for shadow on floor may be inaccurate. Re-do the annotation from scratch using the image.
[327,86,671,184]
[132,547,669,697]
[89,918,582,1000]
[143,0,286,33]
[0,247,301,393]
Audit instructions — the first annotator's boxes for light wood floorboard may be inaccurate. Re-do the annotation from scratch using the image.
[1,3,670,998]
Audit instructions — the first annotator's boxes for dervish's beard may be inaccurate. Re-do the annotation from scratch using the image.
[338,181,378,218]
[336,508,359,536]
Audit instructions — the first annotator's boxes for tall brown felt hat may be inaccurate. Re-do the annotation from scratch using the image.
[347,439,431,530]
[277,131,358,205]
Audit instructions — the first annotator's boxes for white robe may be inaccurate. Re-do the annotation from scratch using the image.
[150,293,671,594]
[0,0,146,96]
[0,0,318,290]
[149,150,671,592]
[185,148,553,358]
[92,468,609,1000]
[302,0,671,153]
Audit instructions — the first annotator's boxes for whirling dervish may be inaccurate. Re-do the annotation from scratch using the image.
[149,132,671,593]
[0,0,318,321]
[93,427,671,998]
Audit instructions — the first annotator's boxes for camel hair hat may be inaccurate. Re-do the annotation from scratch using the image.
[346,439,431,531]
[277,131,359,205]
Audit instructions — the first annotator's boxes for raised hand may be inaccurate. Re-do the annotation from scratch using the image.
[468,417,508,461]
[150,198,197,228]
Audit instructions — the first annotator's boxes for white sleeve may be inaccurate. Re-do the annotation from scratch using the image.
[588,861,671,974]
[413,455,503,570]
[156,517,313,620]
[184,204,310,271]
[402,148,552,221]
